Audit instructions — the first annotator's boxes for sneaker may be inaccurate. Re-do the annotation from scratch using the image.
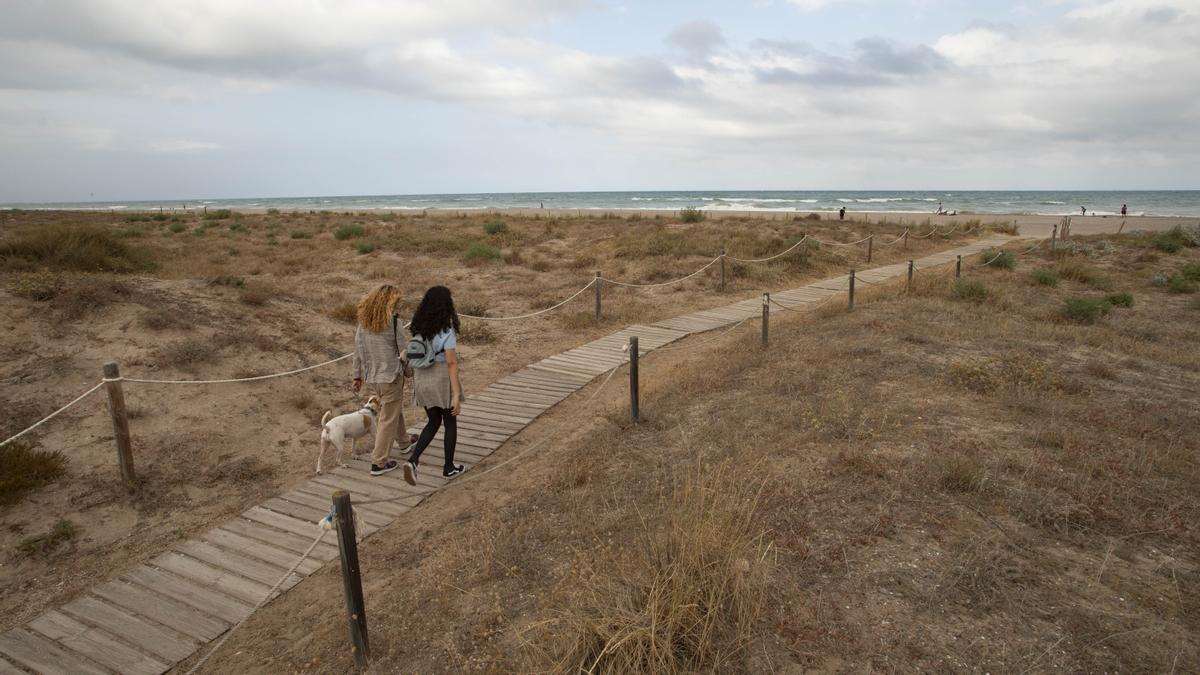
[402,433,418,454]
[403,460,418,486]
[443,464,465,478]
[370,460,399,476]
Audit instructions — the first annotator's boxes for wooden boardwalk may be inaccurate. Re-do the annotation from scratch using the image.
[0,235,1013,673]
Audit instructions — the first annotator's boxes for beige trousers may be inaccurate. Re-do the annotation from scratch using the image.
[365,377,406,466]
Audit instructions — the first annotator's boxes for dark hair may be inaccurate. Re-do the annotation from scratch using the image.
[410,286,459,339]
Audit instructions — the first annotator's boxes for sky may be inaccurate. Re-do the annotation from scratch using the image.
[0,0,1197,202]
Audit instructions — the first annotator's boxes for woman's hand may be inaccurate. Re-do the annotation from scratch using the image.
[451,394,462,417]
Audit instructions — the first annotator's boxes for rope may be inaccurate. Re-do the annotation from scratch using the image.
[910,226,942,239]
[877,229,910,246]
[725,236,809,263]
[459,278,595,321]
[601,256,721,288]
[114,354,353,385]
[0,382,105,448]
[186,527,328,674]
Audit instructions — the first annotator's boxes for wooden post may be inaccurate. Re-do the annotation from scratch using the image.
[848,270,856,310]
[719,247,726,291]
[202,205,207,215]
[867,235,874,263]
[955,255,962,279]
[903,230,908,250]
[800,236,809,266]
[761,294,769,347]
[629,336,639,422]
[102,362,136,486]
[907,260,914,292]
[1051,223,1058,252]
[333,490,370,670]
[593,271,601,322]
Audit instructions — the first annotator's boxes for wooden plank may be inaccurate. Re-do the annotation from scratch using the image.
[61,595,200,664]
[468,393,549,412]
[482,382,570,401]
[455,415,524,433]
[201,528,326,576]
[464,399,540,419]
[121,566,253,626]
[29,611,168,675]
[313,471,426,502]
[220,519,338,561]
[0,655,26,675]
[95,577,231,641]
[536,356,607,375]
[292,480,412,519]
[0,628,109,675]
[150,552,275,605]
[498,371,582,389]
[526,363,595,382]
[505,367,582,386]
[277,488,395,525]
[453,405,533,425]
[242,506,327,542]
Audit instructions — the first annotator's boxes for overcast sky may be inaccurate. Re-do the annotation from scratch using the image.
[1,0,1197,202]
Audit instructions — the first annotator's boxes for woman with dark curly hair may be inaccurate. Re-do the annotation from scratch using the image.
[403,285,465,484]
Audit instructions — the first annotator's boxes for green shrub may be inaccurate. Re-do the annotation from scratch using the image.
[1167,274,1198,294]
[980,248,1015,270]
[680,206,705,223]
[1032,268,1059,287]
[1061,297,1110,324]
[0,442,66,506]
[168,221,187,233]
[209,275,245,287]
[1181,263,1200,281]
[266,207,281,215]
[124,214,151,222]
[18,519,78,556]
[203,208,234,220]
[0,224,154,272]
[289,230,311,239]
[953,279,987,302]
[228,222,248,233]
[152,213,169,221]
[464,242,501,262]
[1152,226,1196,253]
[1104,292,1134,307]
[483,221,509,235]
[334,224,366,240]
[357,242,376,255]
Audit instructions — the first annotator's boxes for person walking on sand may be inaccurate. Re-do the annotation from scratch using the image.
[839,206,846,221]
[352,284,415,476]
[1080,205,1087,216]
[1121,203,1127,216]
[403,286,465,485]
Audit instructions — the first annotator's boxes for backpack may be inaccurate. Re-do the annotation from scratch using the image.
[405,334,444,369]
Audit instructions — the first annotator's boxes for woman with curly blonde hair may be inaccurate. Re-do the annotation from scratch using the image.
[351,284,413,476]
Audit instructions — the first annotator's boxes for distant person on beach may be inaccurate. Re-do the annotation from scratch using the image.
[839,206,846,220]
[935,202,946,215]
[403,286,465,485]
[352,285,413,477]
[1121,204,1127,216]
[1080,206,1087,216]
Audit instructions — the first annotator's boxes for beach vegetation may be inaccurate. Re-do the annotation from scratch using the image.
[980,248,1015,270]
[679,206,705,223]
[331,302,358,324]
[0,441,67,506]
[202,209,234,220]
[208,274,245,287]
[228,222,248,233]
[1167,274,1198,294]
[1061,297,1110,324]
[953,279,987,302]
[1032,268,1059,287]
[289,230,311,239]
[464,242,502,262]
[168,221,187,233]
[0,223,154,272]
[356,242,376,255]
[17,519,78,557]
[483,221,509,235]
[9,270,65,301]
[266,208,280,215]
[334,224,365,240]
[1104,292,1134,307]
[1181,263,1200,281]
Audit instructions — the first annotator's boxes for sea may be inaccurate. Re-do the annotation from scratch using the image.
[4,191,1200,217]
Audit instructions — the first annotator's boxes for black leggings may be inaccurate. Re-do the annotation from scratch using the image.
[409,406,456,472]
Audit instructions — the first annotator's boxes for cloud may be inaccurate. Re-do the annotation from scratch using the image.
[665,20,726,63]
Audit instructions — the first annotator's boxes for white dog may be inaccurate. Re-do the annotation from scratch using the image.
[316,396,381,474]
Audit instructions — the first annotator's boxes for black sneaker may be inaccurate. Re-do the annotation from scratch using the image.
[403,460,418,486]
[371,460,399,476]
[443,464,465,478]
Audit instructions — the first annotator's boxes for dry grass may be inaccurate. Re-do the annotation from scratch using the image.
[0,442,67,506]
[0,223,154,272]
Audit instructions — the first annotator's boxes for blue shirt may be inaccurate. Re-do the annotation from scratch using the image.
[431,328,456,363]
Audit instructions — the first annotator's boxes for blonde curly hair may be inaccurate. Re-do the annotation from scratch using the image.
[356,284,402,333]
